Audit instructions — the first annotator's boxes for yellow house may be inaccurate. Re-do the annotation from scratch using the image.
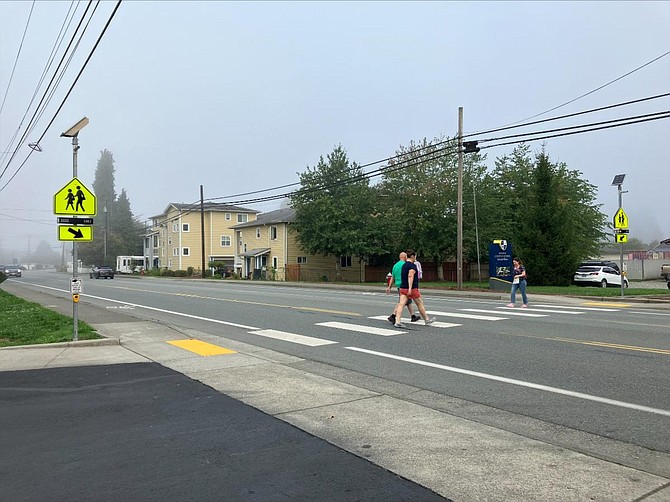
[146,203,259,272]
[231,207,366,282]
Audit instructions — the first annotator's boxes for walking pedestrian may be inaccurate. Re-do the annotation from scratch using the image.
[392,250,435,327]
[507,257,528,308]
[386,252,420,324]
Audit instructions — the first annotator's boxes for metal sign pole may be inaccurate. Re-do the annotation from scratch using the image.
[72,134,79,341]
[618,184,624,299]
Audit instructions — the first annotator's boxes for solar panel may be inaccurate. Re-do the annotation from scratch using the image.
[611,174,626,186]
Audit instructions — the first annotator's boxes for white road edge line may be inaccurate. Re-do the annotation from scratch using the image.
[344,346,670,418]
[22,283,260,330]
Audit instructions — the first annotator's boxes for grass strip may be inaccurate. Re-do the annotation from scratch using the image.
[0,290,99,347]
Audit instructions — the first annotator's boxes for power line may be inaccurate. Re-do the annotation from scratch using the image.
[480,113,669,151]
[462,92,669,139]
[0,1,35,118]
[466,50,670,135]
[0,1,122,193]
[0,1,81,168]
[0,1,96,180]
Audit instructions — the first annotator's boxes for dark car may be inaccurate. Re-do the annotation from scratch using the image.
[90,265,114,279]
[3,265,22,277]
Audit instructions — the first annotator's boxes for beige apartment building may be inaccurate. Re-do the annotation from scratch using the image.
[145,203,259,272]
[231,207,366,282]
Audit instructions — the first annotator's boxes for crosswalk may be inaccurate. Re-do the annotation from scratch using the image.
[243,304,620,347]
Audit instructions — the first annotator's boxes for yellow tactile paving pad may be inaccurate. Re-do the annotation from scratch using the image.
[167,339,236,356]
[581,302,631,308]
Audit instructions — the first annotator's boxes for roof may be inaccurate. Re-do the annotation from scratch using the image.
[150,202,260,219]
[231,207,296,229]
[239,247,271,258]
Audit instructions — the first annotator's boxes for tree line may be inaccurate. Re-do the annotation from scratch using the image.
[290,140,610,286]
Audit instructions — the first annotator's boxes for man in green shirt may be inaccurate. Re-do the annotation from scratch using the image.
[385,251,420,324]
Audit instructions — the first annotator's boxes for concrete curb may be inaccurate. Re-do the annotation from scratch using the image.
[0,337,120,351]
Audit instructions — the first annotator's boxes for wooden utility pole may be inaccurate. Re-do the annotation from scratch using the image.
[200,185,206,278]
[457,107,464,290]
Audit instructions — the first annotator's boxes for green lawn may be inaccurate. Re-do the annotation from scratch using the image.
[0,290,99,347]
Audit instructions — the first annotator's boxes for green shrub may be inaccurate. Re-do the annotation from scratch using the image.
[174,270,188,277]
[187,266,194,277]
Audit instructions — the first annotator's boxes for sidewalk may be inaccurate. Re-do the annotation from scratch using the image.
[1,283,669,501]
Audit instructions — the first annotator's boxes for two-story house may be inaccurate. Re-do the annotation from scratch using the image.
[145,203,259,272]
[231,207,365,282]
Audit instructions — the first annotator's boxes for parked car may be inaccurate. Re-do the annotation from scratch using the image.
[3,264,22,277]
[90,265,115,279]
[579,260,620,273]
[574,265,628,288]
[661,264,670,280]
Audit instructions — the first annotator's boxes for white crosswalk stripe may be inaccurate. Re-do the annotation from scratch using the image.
[248,329,338,346]
[368,316,462,329]
[462,308,548,317]
[426,310,507,321]
[318,321,405,336]
[496,307,584,315]
[531,304,620,312]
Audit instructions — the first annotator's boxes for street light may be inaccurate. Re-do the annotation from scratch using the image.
[61,117,89,341]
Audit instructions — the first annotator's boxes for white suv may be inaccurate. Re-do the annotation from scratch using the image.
[574,266,628,288]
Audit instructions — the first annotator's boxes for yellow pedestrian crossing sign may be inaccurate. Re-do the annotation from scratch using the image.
[615,233,628,243]
[58,225,93,241]
[613,208,628,229]
[54,177,96,216]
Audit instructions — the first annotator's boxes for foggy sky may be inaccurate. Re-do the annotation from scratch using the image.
[1,1,668,261]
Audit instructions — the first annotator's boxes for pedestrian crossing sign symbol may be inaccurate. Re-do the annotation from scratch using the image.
[54,177,96,216]
[615,233,628,243]
[613,208,628,229]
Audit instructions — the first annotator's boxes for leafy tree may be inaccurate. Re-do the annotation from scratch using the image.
[290,145,385,280]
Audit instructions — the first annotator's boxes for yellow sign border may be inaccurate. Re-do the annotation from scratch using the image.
[54,177,97,216]
[58,225,93,241]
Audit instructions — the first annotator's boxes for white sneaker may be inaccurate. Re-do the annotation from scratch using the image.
[394,322,406,328]
[425,318,435,326]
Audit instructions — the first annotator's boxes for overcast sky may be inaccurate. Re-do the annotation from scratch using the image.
[1,1,668,260]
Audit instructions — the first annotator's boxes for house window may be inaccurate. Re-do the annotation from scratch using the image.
[173,248,179,256]
[340,256,352,268]
[270,226,277,240]
[238,237,243,248]
[297,256,307,264]
[225,213,231,220]
[221,235,231,247]
[182,223,190,232]
[237,214,248,223]
[168,237,172,245]
[168,259,172,268]
[272,256,278,269]
[172,223,178,232]
[182,247,190,256]
[256,227,261,239]
[152,235,159,248]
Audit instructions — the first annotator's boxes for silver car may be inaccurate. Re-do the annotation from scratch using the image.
[3,265,22,278]
[574,265,628,288]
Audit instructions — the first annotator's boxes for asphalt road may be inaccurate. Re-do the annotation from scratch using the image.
[8,271,670,454]
[0,363,447,502]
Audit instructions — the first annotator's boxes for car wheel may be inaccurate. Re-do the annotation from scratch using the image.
[600,279,607,288]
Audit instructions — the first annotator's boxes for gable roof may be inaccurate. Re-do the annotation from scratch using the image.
[150,202,259,219]
[231,207,296,229]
